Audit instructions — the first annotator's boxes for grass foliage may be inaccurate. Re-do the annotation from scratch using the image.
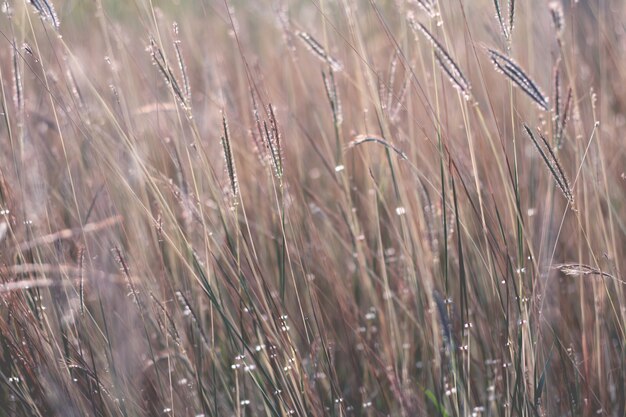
[0,0,625,416]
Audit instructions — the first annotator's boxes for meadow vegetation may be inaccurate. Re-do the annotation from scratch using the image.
[0,0,624,416]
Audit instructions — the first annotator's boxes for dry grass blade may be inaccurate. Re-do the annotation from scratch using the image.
[508,0,515,37]
[173,23,191,105]
[17,215,123,252]
[0,278,55,293]
[296,31,343,72]
[174,41,191,104]
[390,72,410,122]
[556,263,623,283]
[3,264,124,283]
[493,0,509,40]
[550,1,564,37]
[135,102,178,115]
[175,291,210,349]
[347,134,408,160]
[113,247,145,310]
[557,87,572,148]
[553,64,561,126]
[267,104,284,179]
[323,70,343,126]
[221,112,239,201]
[0,222,7,243]
[320,68,344,162]
[553,63,568,148]
[433,291,453,347]
[249,90,269,165]
[148,38,190,111]
[385,52,398,111]
[524,125,573,203]
[78,247,85,315]
[29,0,59,30]
[413,0,438,19]
[489,48,549,110]
[408,17,471,100]
[11,40,23,114]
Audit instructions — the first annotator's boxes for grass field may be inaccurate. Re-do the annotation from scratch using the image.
[0,0,625,416]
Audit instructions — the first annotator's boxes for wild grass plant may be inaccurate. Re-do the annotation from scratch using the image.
[0,0,624,416]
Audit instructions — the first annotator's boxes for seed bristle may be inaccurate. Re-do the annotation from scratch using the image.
[524,125,573,203]
[408,17,472,100]
[489,49,549,110]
